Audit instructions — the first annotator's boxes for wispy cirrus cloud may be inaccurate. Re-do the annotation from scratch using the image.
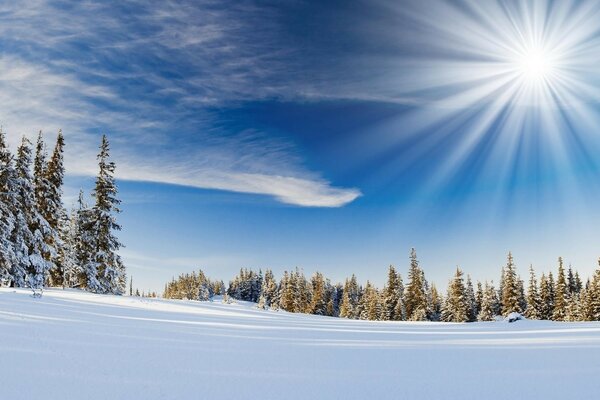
[0,0,361,207]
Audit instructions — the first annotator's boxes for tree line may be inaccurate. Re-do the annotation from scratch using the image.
[0,129,125,295]
[163,249,600,322]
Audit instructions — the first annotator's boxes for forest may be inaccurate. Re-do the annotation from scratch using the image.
[163,250,600,323]
[0,129,125,295]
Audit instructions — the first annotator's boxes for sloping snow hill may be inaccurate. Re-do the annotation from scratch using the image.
[2,288,600,399]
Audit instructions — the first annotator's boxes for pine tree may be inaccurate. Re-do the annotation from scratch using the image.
[552,257,568,321]
[32,131,59,284]
[89,135,125,294]
[501,252,521,315]
[339,275,359,319]
[475,281,483,317]
[258,269,278,310]
[525,265,541,320]
[478,281,499,321]
[465,275,477,322]
[44,131,66,286]
[405,248,427,320]
[428,283,442,321]
[588,262,600,320]
[392,273,406,321]
[309,271,327,315]
[359,281,380,320]
[381,265,399,320]
[71,190,94,288]
[442,267,468,322]
[0,128,18,284]
[16,136,53,292]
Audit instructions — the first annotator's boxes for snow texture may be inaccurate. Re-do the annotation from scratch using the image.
[1,288,600,399]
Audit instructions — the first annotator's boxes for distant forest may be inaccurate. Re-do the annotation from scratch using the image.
[0,129,125,295]
[163,250,600,322]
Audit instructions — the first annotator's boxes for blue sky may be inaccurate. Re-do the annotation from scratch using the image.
[2,0,600,293]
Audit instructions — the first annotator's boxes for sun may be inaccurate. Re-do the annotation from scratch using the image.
[515,46,556,83]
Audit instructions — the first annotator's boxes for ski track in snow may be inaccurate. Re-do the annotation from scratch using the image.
[1,288,600,399]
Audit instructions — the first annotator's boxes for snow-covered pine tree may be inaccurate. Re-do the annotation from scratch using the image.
[442,267,468,322]
[478,281,499,321]
[278,270,294,311]
[525,265,542,320]
[393,272,406,320]
[309,271,327,315]
[339,275,359,319]
[517,276,527,314]
[44,131,67,286]
[0,128,18,285]
[359,281,380,320]
[89,135,125,294]
[32,131,59,285]
[539,273,553,319]
[552,257,568,321]
[405,248,427,320]
[381,265,399,321]
[501,252,521,315]
[428,283,442,321]
[16,136,53,293]
[258,269,278,310]
[589,262,600,320]
[475,281,483,317]
[72,190,94,288]
[465,275,477,322]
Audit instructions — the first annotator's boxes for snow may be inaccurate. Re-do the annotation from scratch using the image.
[505,311,525,322]
[2,288,600,399]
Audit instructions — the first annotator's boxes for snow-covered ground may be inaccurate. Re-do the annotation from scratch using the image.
[2,288,600,399]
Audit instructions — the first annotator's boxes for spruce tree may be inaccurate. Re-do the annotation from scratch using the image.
[475,281,483,317]
[381,265,399,320]
[442,267,468,322]
[44,131,67,286]
[405,248,427,320]
[552,257,568,321]
[501,252,521,315]
[16,136,53,292]
[478,281,499,321]
[465,275,477,322]
[392,273,406,320]
[525,265,541,320]
[89,135,125,294]
[309,271,327,315]
[258,269,278,310]
[0,128,18,284]
[428,283,442,321]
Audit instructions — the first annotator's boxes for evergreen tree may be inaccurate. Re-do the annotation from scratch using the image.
[465,275,477,322]
[501,252,521,315]
[392,273,406,321]
[478,281,499,321]
[32,131,59,284]
[89,135,125,294]
[552,257,568,321]
[405,248,427,320]
[44,131,67,286]
[339,275,359,319]
[73,190,94,288]
[258,269,278,310]
[475,281,483,317]
[16,137,53,292]
[309,271,327,315]
[525,265,541,320]
[381,265,399,320]
[0,128,18,285]
[359,281,381,320]
[442,267,468,322]
[428,283,442,322]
